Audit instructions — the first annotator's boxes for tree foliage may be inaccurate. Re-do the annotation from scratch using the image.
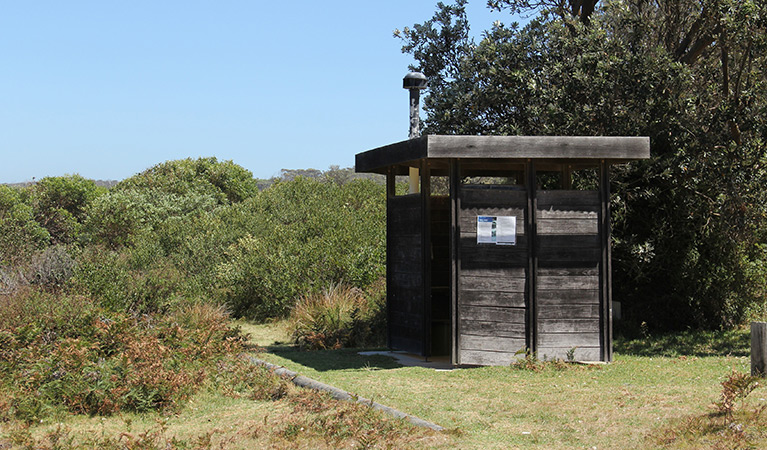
[28,175,106,245]
[0,186,50,267]
[117,157,259,204]
[398,0,767,329]
[2,159,387,322]
[217,177,386,319]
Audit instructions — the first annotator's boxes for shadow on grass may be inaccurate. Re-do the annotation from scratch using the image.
[614,327,750,357]
[269,346,403,372]
[268,328,751,369]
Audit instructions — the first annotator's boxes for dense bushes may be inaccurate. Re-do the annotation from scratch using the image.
[28,175,106,245]
[85,157,250,249]
[0,158,388,423]
[116,156,259,204]
[3,164,387,322]
[217,178,386,319]
[0,292,242,421]
[0,186,50,266]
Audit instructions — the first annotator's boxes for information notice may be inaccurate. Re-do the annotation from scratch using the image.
[476,215,516,245]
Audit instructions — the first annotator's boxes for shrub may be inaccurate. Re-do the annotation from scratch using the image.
[69,248,134,312]
[287,283,385,350]
[0,186,50,266]
[0,290,99,343]
[71,247,184,314]
[0,266,26,296]
[30,175,105,220]
[0,294,244,421]
[153,208,254,299]
[29,175,106,244]
[28,245,76,290]
[216,178,385,320]
[117,157,258,204]
[715,370,761,424]
[84,189,219,248]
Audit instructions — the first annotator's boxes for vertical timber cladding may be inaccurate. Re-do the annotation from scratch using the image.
[536,191,602,361]
[457,187,528,365]
[387,194,426,354]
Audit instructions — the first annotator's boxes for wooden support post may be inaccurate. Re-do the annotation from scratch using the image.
[385,169,395,350]
[562,165,573,190]
[598,161,613,362]
[449,159,460,365]
[525,161,538,354]
[421,161,432,358]
[752,322,767,377]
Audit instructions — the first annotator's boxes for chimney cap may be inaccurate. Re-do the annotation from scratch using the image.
[403,72,428,90]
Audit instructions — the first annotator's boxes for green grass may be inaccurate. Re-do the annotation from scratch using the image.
[614,327,751,357]
[256,324,766,449]
[4,321,766,449]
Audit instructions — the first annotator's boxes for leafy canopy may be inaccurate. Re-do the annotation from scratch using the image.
[398,0,767,329]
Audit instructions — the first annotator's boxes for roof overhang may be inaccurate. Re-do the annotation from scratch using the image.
[355,135,651,174]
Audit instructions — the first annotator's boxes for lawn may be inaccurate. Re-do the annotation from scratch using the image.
[252,321,765,449]
[4,320,765,449]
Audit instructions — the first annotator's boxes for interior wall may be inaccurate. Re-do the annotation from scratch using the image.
[387,194,426,354]
[429,196,451,356]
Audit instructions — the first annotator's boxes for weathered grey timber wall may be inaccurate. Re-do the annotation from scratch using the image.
[536,190,601,361]
[359,135,649,366]
[457,187,528,365]
[388,194,425,353]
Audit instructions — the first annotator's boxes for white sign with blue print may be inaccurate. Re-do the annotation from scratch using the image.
[476,215,516,245]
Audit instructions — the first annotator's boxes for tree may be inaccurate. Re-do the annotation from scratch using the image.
[398,0,767,329]
[86,158,258,248]
[117,157,259,204]
[29,175,106,244]
[0,186,50,266]
[488,0,599,25]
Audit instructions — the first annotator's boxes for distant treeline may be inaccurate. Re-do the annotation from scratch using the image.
[3,165,384,192]
[3,179,120,189]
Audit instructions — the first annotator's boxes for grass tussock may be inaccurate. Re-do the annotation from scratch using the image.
[287,282,385,350]
[510,348,599,372]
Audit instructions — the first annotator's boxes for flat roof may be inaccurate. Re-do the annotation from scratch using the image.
[356,135,650,174]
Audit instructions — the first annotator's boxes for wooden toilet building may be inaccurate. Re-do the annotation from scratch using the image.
[355,135,650,365]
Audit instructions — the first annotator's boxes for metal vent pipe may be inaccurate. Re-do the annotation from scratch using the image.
[403,71,428,194]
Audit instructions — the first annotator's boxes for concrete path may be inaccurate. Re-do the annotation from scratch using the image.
[357,351,454,370]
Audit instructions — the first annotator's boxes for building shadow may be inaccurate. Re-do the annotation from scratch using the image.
[269,347,404,372]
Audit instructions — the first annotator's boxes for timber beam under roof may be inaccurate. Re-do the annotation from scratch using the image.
[355,135,651,174]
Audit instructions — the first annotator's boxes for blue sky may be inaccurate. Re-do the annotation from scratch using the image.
[1,1,518,183]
